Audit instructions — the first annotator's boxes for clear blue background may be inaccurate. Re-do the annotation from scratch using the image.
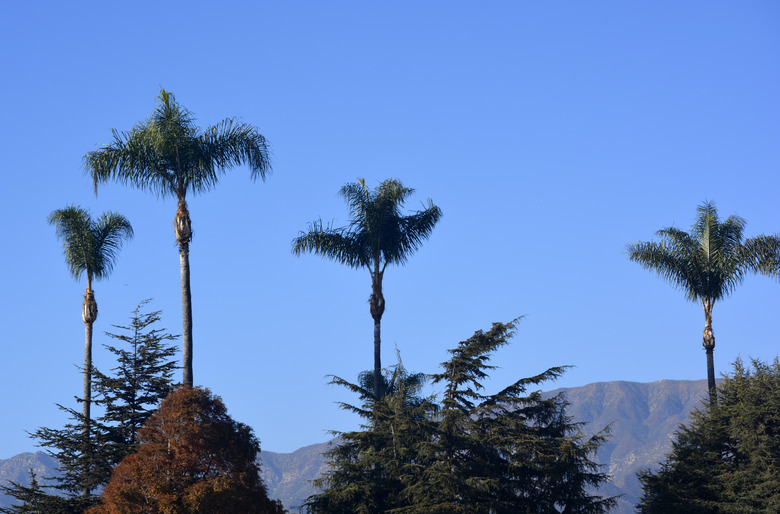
[1,1,778,458]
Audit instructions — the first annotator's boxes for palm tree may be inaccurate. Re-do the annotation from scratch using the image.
[84,89,271,387]
[627,201,780,403]
[293,178,442,400]
[48,206,133,494]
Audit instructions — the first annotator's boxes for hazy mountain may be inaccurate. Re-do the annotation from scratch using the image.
[0,379,709,512]
[544,379,709,513]
[0,452,60,509]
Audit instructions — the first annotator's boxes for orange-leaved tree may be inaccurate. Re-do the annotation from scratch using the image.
[88,387,285,513]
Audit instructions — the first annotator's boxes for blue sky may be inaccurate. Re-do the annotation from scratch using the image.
[1,2,778,458]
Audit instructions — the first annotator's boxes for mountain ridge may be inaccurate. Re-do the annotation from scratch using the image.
[1,378,709,512]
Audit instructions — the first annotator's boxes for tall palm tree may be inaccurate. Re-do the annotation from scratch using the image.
[48,206,133,494]
[627,201,780,403]
[84,89,272,387]
[293,178,442,400]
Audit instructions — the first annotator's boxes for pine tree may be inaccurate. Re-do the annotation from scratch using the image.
[637,358,780,513]
[93,299,179,465]
[0,301,178,513]
[306,359,437,513]
[0,470,75,514]
[306,320,617,513]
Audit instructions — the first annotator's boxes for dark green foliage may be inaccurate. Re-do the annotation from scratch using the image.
[93,299,179,463]
[306,361,438,513]
[47,206,134,285]
[637,358,780,513]
[23,409,112,510]
[0,301,178,512]
[306,320,617,513]
[0,469,84,514]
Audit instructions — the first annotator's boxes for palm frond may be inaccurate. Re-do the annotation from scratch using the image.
[627,240,700,301]
[85,125,178,199]
[741,234,780,281]
[48,206,94,281]
[48,206,133,284]
[90,212,134,281]
[292,220,367,269]
[391,200,443,265]
[199,118,272,180]
[339,179,372,223]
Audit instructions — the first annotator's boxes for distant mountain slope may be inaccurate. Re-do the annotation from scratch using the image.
[544,379,709,513]
[260,440,334,511]
[1,379,709,512]
[0,452,60,509]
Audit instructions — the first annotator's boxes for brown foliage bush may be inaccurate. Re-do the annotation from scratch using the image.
[89,386,285,513]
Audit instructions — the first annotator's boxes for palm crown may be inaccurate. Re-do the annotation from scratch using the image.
[48,206,134,289]
[628,202,778,304]
[85,90,271,202]
[293,178,441,271]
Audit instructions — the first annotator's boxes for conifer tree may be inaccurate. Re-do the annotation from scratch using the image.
[307,320,617,513]
[0,301,178,513]
[93,299,179,465]
[637,358,780,513]
[0,470,75,513]
[307,360,437,512]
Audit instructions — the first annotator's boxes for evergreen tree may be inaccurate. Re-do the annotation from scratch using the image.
[0,301,178,513]
[93,299,179,465]
[306,359,437,513]
[307,320,617,513]
[637,358,780,513]
[0,470,76,514]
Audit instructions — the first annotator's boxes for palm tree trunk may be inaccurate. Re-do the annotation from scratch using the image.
[180,242,193,387]
[369,269,385,400]
[176,201,194,387]
[81,287,97,497]
[705,347,716,404]
[373,318,381,400]
[83,320,92,426]
[702,301,716,405]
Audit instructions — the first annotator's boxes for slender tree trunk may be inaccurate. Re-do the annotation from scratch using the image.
[175,200,194,387]
[702,300,716,405]
[369,267,385,400]
[705,347,716,404]
[180,242,193,387]
[83,321,92,427]
[373,318,382,400]
[81,287,97,497]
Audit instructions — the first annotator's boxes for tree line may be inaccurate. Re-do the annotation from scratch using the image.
[4,88,780,512]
